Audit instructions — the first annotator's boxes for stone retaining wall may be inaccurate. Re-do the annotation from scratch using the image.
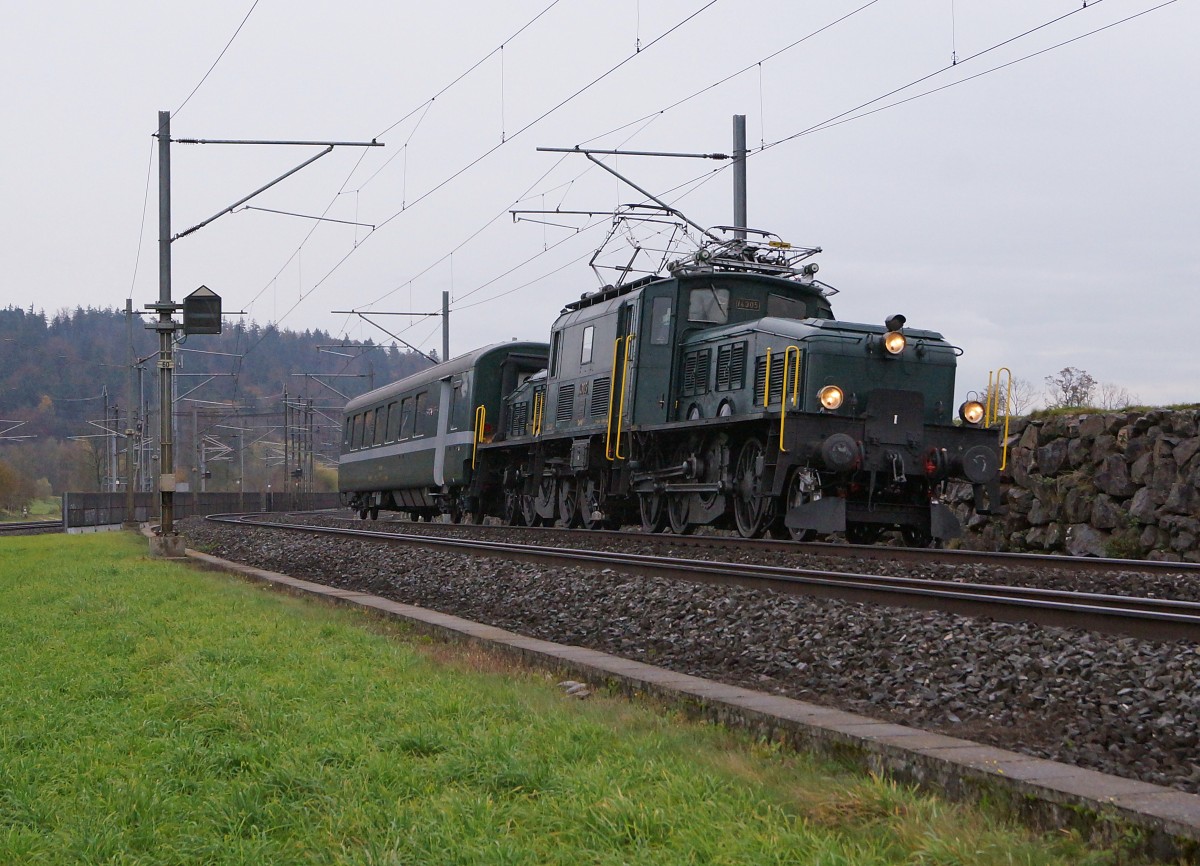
[952,409,1200,561]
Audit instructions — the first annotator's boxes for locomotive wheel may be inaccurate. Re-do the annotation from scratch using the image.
[557,478,582,528]
[638,492,666,533]
[783,469,817,542]
[845,523,884,545]
[533,476,558,525]
[733,437,770,538]
[579,474,608,530]
[521,493,544,527]
[357,507,368,520]
[667,494,695,535]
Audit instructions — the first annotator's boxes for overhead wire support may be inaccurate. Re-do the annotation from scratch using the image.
[172,139,383,240]
[539,146,724,242]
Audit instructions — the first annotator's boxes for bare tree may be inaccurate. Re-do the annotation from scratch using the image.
[983,375,1039,416]
[1044,367,1097,409]
[1097,382,1138,410]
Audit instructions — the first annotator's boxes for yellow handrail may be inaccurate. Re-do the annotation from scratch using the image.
[762,347,772,408]
[615,334,635,459]
[986,367,1013,472]
[778,346,801,451]
[605,337,623,460]
[472,405,486,469]
[532,390,544,436]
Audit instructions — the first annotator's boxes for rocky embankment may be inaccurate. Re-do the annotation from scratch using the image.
[954,409,1200,561]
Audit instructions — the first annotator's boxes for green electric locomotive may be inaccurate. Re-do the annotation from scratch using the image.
[340,229,1002,545]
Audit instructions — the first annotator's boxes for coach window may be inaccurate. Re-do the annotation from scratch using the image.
[350,413,363,449]
[399,397,413,439]
[343,417,352,447]
[413,391,427,437]
[580,325,595,364]
[385,401,400,442]
[361,409,375,448]
[650,296,673,345]
[373,407,388,446]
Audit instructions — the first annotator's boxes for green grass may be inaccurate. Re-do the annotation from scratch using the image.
[0,533,1136,865]
[0,495,59,522]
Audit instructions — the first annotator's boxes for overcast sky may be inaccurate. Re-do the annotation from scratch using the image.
[2,0,1196,408]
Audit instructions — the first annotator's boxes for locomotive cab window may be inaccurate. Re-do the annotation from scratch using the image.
[767,293,808,320]
[650,296,673,345]
[688,286,729,324]
[580,325,595,364]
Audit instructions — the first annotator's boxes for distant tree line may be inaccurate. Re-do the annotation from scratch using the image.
[0,305,435,504]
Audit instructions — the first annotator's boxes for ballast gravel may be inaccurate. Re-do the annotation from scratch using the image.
[180,515,1200,796]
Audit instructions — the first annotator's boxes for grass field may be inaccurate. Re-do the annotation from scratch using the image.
[0,532,1134,865]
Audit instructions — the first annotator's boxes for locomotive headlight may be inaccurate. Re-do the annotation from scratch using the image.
[959,400,985,426]
[818,385,844,410]
[883,330,906,355]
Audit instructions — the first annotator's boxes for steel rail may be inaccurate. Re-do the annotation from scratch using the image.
[0,520,61,534]
[208,514,1200,643]
[317,512,1200,577]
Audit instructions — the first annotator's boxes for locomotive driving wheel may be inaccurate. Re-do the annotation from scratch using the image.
[520,493,542,527]
[579,474,608,530]
[733,437,771,538]
[638,491,666,532]
[667,494,694,535]
[557,478,582,527]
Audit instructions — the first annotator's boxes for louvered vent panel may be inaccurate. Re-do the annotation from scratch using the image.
[509,402,528,437]
[716,342,747,391]
[681,349,710,397]
[590,376,611,417]
[555,385,575,425]
[754,354,785,406]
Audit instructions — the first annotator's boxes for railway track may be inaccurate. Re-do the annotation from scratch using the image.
[210,513,1200,643]
[316,510,1200,577]
[0,520,61,535]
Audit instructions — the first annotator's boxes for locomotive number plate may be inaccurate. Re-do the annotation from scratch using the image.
[734,298,761,311]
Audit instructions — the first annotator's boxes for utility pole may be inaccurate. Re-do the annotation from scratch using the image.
[733,115,748,239]
[123,300,139,527]
[149,110,184,556]
[442,290,450,362]
[145,110,381,555]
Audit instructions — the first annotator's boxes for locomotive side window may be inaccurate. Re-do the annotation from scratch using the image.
[449,379,464,431]
[549,331,562,377]
[399,397,414,439]
[767,293,807,320]
[385,401,400,442]
[688,286,729,324]
[650,296,673,345]
[580,325,595,364]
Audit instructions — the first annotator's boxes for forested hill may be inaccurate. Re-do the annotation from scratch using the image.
[0,305,433,441]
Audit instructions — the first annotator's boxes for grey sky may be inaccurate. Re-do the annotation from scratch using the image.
[3,0,1195,408]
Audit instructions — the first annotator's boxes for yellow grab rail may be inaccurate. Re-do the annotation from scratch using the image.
[986,366,1013,471]
[762,347,771,407]
[472,405,486,469]
[778,346,801,451]
[605,334,636,460]
[531,390,544,436]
